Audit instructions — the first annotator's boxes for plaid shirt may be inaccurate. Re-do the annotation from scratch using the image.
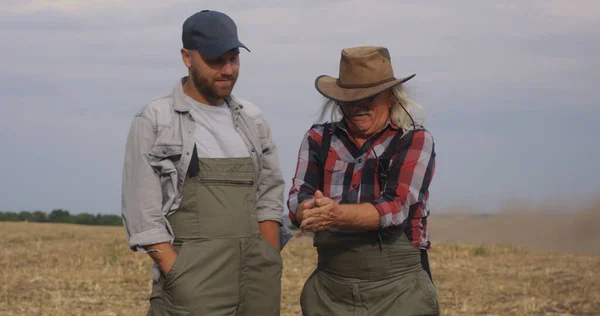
[287,120,436,249]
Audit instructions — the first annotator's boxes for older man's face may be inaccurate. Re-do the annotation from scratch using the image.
[339,91,392,138]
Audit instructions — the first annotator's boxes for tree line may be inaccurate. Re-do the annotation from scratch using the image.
[0,209,122,226]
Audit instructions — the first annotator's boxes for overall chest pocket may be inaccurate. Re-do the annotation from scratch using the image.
[194,158,257,218]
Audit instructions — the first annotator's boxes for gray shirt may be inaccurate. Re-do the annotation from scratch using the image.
[187,98,249,158]
[121,77,291,252]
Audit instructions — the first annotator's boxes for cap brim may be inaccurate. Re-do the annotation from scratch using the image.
[197,38,250,59]
[314,74,415,103]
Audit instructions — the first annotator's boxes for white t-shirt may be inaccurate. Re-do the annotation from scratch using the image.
[188,100,250,158]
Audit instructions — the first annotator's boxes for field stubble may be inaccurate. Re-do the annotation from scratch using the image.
[1,222,599,315]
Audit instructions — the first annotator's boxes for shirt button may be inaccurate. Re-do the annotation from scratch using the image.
[186,152,190,155]
[251,148,255,152]
[235,124,239,128]
[357,158,363,163]
[179,179,183,183]
[162,150,167,154]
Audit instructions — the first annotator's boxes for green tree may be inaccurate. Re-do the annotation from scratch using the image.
[32,211,47,222]
[18,211,33,222]
[0,209,123,226]
[71,213,96,225]
[0,212,20,222]
[48,209,70,223]
[96,214,122,226]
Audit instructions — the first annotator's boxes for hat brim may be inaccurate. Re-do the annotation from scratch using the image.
[315,74,415,103]
[197,38,250,59]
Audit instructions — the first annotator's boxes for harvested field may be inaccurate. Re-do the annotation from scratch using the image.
[1,221,599,315]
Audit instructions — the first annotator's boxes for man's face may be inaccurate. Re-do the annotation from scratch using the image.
[339,91,392,138]
[184,49,240,102]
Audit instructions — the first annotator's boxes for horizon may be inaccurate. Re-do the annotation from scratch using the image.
[1,1,599,216]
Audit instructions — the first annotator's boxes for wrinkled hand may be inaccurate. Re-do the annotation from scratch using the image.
[300,190,340,232]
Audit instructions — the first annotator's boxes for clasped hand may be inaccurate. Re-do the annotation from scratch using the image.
[300,190,340,232]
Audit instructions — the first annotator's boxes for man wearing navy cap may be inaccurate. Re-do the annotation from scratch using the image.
[122,10,289,315]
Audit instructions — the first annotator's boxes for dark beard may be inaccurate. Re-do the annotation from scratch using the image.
[190,66,235,102]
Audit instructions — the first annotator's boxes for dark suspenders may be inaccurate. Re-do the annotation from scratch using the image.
[318,123,333,191]
[317,123,433,281]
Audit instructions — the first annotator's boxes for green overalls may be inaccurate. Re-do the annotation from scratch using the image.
[300,230,440,316]
[148,157,282,316]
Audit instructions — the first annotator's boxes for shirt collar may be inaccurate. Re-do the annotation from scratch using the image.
[335,118,400,135]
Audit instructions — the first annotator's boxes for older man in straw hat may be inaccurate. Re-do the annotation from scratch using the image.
[288,46,440,315]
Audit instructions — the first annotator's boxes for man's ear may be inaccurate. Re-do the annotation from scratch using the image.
[181,48,192,68]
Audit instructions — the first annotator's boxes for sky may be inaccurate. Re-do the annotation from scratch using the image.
[1,0,599,216]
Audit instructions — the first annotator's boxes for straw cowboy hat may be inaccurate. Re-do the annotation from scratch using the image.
[315,46,415,103]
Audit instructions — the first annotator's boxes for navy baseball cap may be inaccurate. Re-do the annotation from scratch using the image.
[182,10,250,59]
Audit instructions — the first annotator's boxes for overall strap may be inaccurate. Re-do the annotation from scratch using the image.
[376,128,425,188]
[318,123,333,191]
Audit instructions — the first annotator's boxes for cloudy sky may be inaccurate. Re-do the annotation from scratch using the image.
[1,0,599,216]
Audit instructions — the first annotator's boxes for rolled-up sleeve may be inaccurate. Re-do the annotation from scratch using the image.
[370,131,436,228]
[121,113,173,251]
[287,128,321,227]
[255,117,285,225]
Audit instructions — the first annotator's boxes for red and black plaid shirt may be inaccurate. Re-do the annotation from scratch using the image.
[287,120,436,249]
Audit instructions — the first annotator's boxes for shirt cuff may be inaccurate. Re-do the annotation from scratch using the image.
[288,194,313,228]
[370,200,394,228]
[257,211,283,225]
[128,227,174,252]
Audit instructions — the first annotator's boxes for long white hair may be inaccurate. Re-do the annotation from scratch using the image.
[318,84,425,131]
